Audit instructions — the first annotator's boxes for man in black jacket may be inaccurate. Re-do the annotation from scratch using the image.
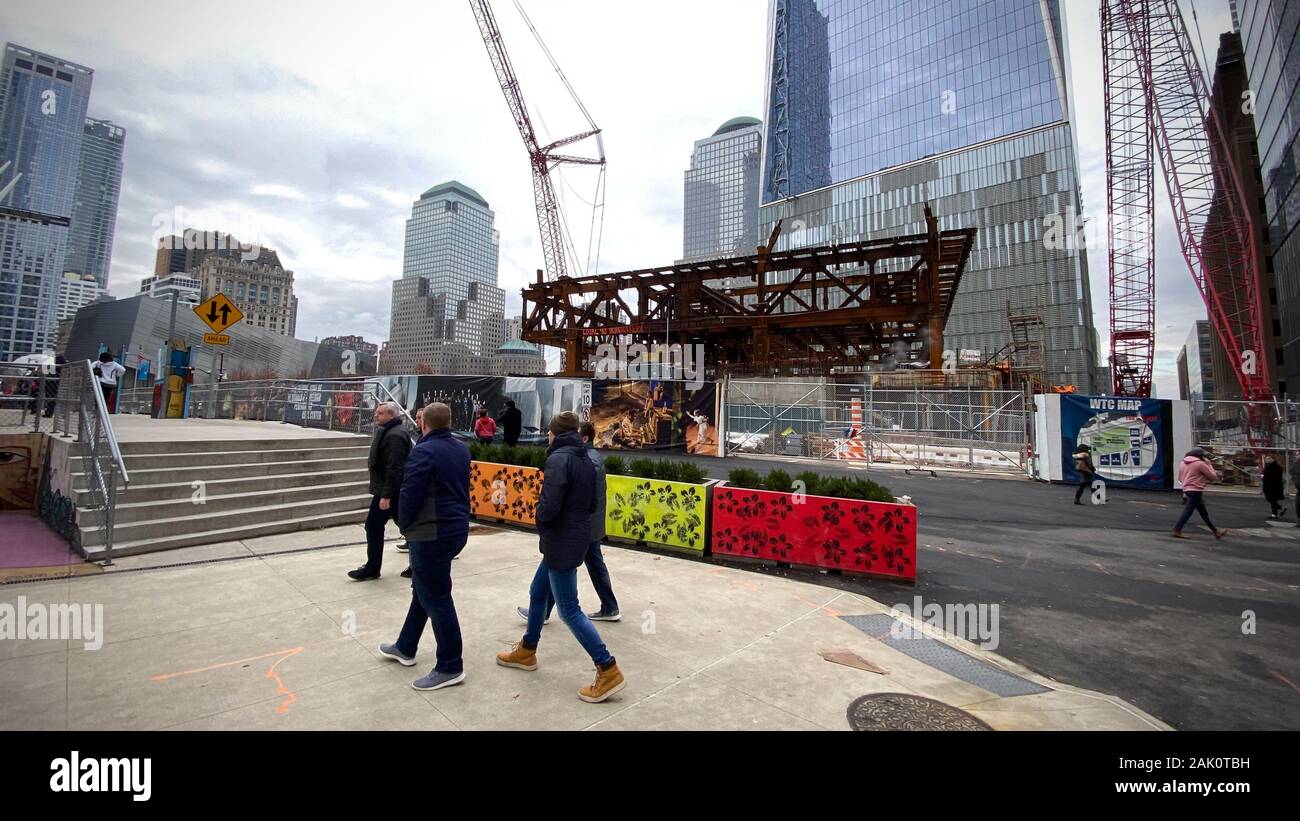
[349,402,412,580]
[497,412,626,703]
[498,399,523,447]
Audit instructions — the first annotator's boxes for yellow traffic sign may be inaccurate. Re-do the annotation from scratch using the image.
[203,333,230,346]
[194,293,244,334]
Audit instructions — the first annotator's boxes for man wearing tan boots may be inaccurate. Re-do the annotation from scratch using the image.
[497,411,626,703]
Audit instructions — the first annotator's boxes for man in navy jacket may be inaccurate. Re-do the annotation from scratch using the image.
[497,412,626,703]
[378,403,472,691]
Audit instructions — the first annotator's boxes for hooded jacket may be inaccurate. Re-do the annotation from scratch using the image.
[1178,455,1218,492]
[535,430,596,570]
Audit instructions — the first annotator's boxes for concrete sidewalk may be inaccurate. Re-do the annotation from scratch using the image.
[0,525,1168,731]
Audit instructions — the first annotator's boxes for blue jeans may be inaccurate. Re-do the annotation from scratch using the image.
[396,538,466,674]
[539,540,619,618]
[523,559,614,667]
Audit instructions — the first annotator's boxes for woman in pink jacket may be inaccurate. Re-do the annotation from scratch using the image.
[1172,448,1228,540]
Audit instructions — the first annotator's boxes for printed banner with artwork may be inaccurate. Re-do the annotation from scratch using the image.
[589,380,721,456]
[1061,395,1173,489]
[504,377,588,446]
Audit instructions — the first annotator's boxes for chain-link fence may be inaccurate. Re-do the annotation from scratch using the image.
[0,359,81,436]
[724,377,1033,474]
[1190,398,1300,489]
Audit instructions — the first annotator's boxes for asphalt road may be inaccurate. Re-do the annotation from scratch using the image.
[626,450,1300,730]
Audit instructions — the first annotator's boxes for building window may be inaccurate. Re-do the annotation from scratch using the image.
[272,287,279,305]
[236,282,245,299]
[260,285,269,304]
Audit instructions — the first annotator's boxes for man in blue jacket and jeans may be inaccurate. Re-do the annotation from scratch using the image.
[497,411,626,703]
[378,403,472,691]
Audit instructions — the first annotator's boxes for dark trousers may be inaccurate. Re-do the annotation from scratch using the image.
[540,540,619,617]
[1266,496,1284,516]
[477,436,493,446]
[1174,491,1216,532]
[99,382,115,413]
[1075,472,1094,503]
[503,431,520,447]
[396,538,466,674]
[363,495,396,573]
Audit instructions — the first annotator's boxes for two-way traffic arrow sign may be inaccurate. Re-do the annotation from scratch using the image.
[194,293,245,335]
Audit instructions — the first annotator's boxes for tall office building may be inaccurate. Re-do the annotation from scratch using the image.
[1239,0,1300,393]
[683,116,763,263]
[56,271,100,319]
[152,232,298,335]
[0,43,93,359]
[759,0,1100,390]
[384,181,507,373]
[65,118,125,289]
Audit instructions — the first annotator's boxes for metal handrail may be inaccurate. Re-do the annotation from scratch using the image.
[85,359,129,486]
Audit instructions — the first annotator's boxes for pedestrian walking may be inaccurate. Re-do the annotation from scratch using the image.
[1262,455,1286,519]
[378,403,473,691]
[497,412,626,703]
[515,420,620,625]
[1172,448,1229,540]
[43,354,65,418]
[474,407,497,446]
[1072,443,1097,505]
[349,401,411,580]
[498,399,522,446]
[1289,453,1300,527]
[93,352,125,413]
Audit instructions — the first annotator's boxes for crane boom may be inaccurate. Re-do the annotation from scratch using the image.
[468,0,604,281]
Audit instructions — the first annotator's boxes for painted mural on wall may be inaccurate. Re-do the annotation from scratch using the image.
[605,475,709,552]
[589,380,720,456]
[0,433,47,511]
[469,461,543,527]
[711,486,917,581]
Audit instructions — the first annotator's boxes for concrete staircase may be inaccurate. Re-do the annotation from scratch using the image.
[73,435,373,559]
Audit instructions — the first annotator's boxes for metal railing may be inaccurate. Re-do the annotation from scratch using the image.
[74,360,130,565]
[1190,397,1300,488]
[0,358,80,435]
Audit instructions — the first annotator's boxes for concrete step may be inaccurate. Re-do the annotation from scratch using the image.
[74,468,370,505]
[97,445,371,470]
[83,508,370,559]
[80,493,371,546]
[114,435,369,456]
[73,456,368,490]
[80,480,371,525]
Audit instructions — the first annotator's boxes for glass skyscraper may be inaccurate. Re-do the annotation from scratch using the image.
[66,117,126,289]
[683,116,763,263]
[760,0,1100,390]
[0,43,93,359]
[1239,0,1300,391]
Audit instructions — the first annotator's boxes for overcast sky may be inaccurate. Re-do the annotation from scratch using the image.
[2,0,1234,396]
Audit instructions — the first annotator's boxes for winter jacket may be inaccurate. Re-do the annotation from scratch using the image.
[398,428,472,543]
[1178,455,1218,492]
[368,417,412,499]
[474,416,497,438]
[1073,450,1096,476]
[535,430,596,570]
[1262,462,1285,501]
[498,406,523,440]
[587,443,606,542]
[1289,458,1300,491]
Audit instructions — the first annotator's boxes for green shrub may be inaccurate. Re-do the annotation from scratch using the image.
[727,467,764,489]
[674,462,709,485]
[763,468,793,493]
[470,443,548,470]
[603,455,626,476]
[628,458,659,480]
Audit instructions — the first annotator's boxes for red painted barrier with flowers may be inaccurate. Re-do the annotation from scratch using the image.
[710,486,916,582]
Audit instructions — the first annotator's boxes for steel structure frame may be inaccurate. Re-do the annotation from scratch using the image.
[1103,0,1270,406]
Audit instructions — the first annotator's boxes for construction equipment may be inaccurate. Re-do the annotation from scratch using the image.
[1102,0,1270,411]
[468,0,606,282]
[984,301,1048,394]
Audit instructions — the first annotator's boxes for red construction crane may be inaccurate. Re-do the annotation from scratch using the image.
[468,0,606,282]
[1102,0,1271,407]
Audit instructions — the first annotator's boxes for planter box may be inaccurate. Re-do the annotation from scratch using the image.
[469,461,543,528]
[710,486,916,582]
[605,475,716,553]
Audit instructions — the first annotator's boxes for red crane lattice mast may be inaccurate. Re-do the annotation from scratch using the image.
[1103,0,1271,406]
[468,0,605,282]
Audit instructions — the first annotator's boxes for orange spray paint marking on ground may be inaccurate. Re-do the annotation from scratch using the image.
[265,648,304,714]
[1271,670,1300,696]
[150,645,306,716]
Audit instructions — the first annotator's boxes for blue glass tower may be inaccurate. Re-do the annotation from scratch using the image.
[761,0,1100,390]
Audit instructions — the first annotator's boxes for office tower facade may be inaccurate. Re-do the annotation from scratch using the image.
[321,335,379,358]
[683,117,763,262]
[0,43,93,359]
[1180,322,1219,403]
[384,181,507,373]
[65,118,125,289]
[194,254,297,336]
[139,272,201,305]
[1208,29,1282,395]
[759,0,1100,390]
[56,271,100,319]
[1239,0,1300,393]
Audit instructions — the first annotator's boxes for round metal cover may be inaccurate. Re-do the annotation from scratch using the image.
[847,693,993,731]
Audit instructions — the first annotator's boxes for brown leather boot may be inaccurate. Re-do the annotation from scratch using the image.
[496,642,538,671]
[579,661,625,703]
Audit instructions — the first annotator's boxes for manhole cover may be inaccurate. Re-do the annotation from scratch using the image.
[847,693,992,731]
